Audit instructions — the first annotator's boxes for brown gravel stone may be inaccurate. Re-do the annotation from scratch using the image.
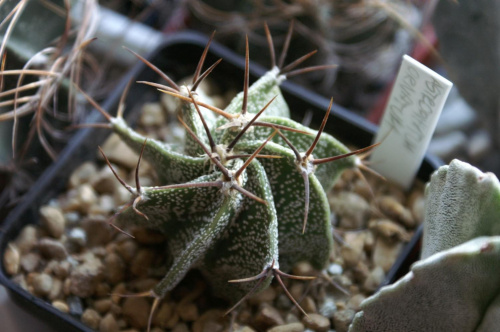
[91,166,119,194]
[363,266,385,293]
[285,313,300,324]
[140,102,166,127]
[130,249,156,277]
[52,300,69,313]
[369,219,411,242]
[100,134,140,169]
[122,297,151,329]
[372,238,403,273]
[69,253,103,297]
[38,238,67,260]
[74,183,99,213]
[289,283,304,301]
[45,260,71,278]
[95,282,111,297]
[94,298,113,314]
[377,196,415,228]
[69,162,97,188]
[111,283,127,304]
[302,296,317,314]
[99,313,119,332]
[192,309,225,332]
[20,252,40,273]
[115,240,138,263]
[103,253,125,284]
[15,226,38,253]
[81,217,115,247]
[31,273,53,297]
[249,285,276,305]
[131,227,167,245]
[292,261,315,276]
[48,278,63,300]
[164,311,180,329]
[268,322,305,332]
[237,327,256,332]
[348,294,366,311]
[330,192,371,229]
[153,302,174,328]
[4,244,20,275]
[128,278,159,292]
[172,322,190,332]
[82,308,102,330]
[302,313,331,332]
[254,303,285,330]
[177,302,199,322]
[40,205,66,239]
[332,309,355,332]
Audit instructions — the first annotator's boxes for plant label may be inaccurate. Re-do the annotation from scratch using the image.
[370,55,452,189]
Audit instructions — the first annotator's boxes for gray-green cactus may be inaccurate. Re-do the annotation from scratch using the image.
[349,159,500,331]
[82,28,375,328]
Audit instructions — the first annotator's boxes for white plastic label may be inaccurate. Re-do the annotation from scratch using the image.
[370,55,453,189]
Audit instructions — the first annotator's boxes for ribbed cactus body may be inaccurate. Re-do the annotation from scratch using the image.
[350,159,500,331]
[107,67,358,303]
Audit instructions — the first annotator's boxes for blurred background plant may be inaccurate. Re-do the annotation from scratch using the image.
[187,0,425,113]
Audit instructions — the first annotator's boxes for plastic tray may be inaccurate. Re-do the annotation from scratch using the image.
[0,31,442,331]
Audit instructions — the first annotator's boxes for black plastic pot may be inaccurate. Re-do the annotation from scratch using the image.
[0,31,442,331]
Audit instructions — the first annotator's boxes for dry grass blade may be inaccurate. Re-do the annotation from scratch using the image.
[0,0,26,64]
[0,80,48,98]
[74,84,112,121]
[0,52,6,92]
[0,69,61,77]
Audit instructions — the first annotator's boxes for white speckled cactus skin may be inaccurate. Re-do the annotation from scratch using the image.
[350,159,500,332]
[422,159,500,259]
[92,36,371,312]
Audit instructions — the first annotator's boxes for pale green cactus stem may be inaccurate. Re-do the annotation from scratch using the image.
[422,159,500,259]
[350,159,500,332]
[78,24,377,332]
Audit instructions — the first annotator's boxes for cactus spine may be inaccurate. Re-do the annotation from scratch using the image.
[81,25,375,328]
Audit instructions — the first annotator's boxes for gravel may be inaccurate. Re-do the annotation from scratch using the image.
[4,97,426,331]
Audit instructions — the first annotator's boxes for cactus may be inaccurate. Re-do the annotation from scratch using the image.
[81,27,376,328]
[349,159,500,331]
